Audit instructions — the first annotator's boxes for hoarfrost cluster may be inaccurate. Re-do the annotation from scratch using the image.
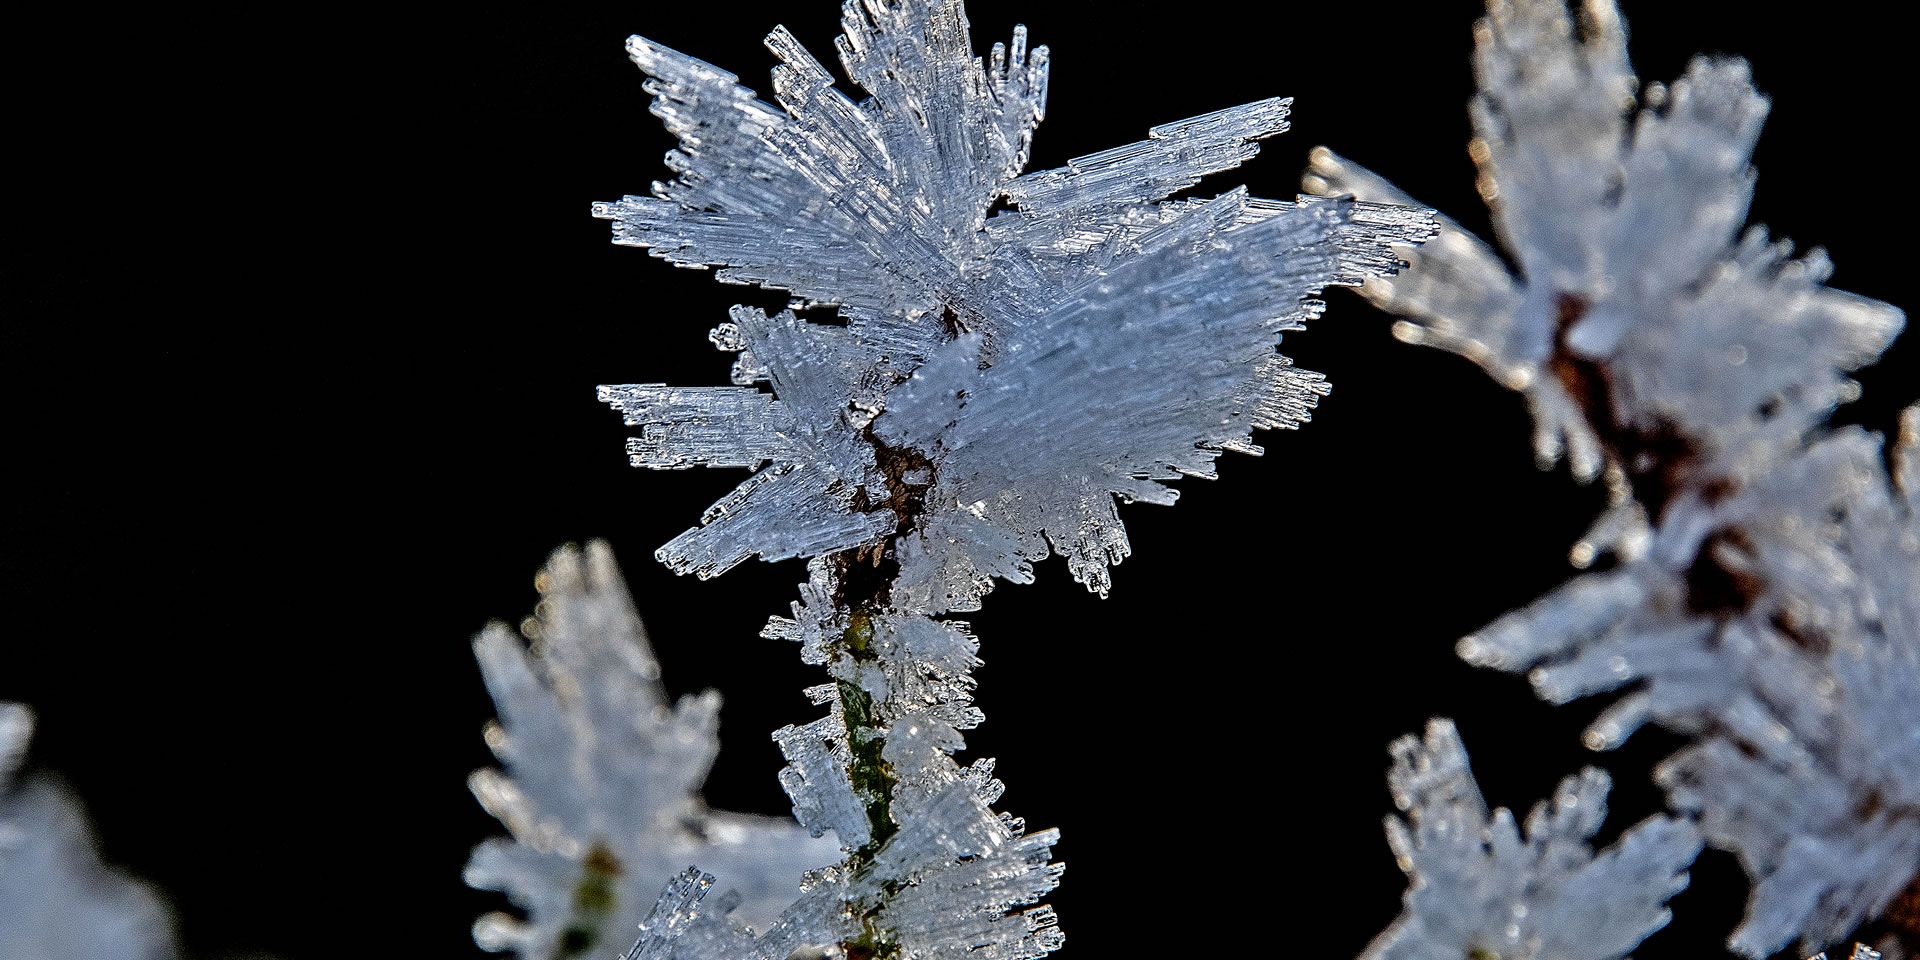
[1362,719,1701,960]
[556,0,1433,957]
[0,703,176,960]
[1307,0,1917,954]
[466,542,838,958]
[593,0,1432,609]
[6,0,1910,957]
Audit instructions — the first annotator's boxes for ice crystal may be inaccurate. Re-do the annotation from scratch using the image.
[1362,719,1701,960]
[596,0,1434,611]
[1305,1,1917,952]
[1808,946,1887,960]
[465,542,838,957]
[0,703,177,960]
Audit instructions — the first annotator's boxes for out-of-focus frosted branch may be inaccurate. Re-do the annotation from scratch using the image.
[0,703,178,960]
[465,543,837,957]
[1305,1,1916,952]
[1362,719,1700,960]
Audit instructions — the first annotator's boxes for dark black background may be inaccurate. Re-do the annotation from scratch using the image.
[4,2,1911,957]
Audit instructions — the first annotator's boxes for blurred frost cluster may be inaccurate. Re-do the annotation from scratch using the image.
[0,703,176,960]
[1307,0,1915,954]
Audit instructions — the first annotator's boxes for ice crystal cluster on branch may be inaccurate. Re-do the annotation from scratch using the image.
[615,558,1064,960]
[580,1,1431,957]
[1363,719,1701,960]
[1305,0,1916,953]
[466,542,837,958]
[1305,0,1901,499]
[0,703,176,960]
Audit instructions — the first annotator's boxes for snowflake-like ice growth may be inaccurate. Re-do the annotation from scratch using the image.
[596,0,1433,612]
[0,702,178,960]
[1362,718,1701,960]
[1304,0,1901,515]
[606,555,1064,960]
[465,542,838,957]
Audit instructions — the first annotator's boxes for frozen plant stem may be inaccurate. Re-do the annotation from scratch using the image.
[589,0,1430,955]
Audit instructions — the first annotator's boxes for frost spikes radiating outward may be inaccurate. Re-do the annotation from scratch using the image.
[586,2,1429,957]
[1362,719,1701,960]
[0,703,178,960]
[595,0,1433,612]
[1305,0,1916,953]
[465,542,837,957]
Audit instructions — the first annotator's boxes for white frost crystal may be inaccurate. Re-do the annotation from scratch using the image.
[0,702,177,960]
[1363,719,1701,960]
[597,0,1434,611]
[1306,0,1918,953]
[465,542,838,956]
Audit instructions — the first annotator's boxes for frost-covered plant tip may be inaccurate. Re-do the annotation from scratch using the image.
[1363,719,1701,960]
[569,0,1433,957]
[1306,0,1916,954]
[594,0,1433,609]
[0,703,177,960]
[466,542,838,958]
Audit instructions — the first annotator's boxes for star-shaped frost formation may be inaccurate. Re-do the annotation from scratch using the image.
[596,0,1433,612]
[465,542,838,957]
[0,703,177,960]
[1362,719,1701,960]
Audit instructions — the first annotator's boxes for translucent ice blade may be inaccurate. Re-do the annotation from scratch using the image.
[598,384,796,469]
[1003,97,1292,215]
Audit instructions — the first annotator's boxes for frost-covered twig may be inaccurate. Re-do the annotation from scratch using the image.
[1304,0,1916,953]
[0,702,178,960]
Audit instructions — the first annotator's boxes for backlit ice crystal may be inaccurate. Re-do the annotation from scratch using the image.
[1362,718,1701,960]
[465,543,838,956]
[597,0,1434,612]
